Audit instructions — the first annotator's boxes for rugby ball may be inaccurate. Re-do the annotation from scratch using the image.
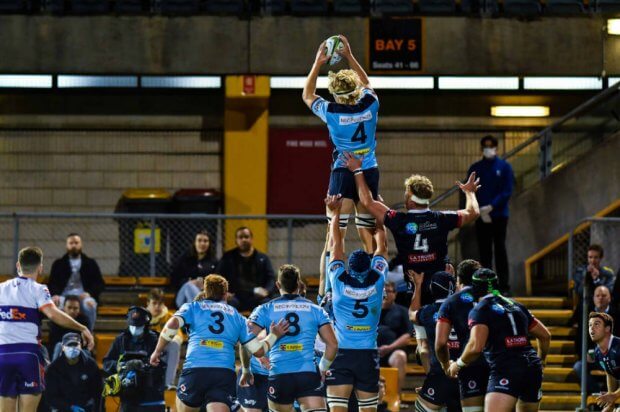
[324,35,344,66]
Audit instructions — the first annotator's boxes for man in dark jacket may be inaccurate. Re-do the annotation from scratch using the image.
[103,307,165,412]
[49,234,105,330]
[48,295,90,360]
[45,333,103,412]
[215,226,275,311]
[466,135,514,293]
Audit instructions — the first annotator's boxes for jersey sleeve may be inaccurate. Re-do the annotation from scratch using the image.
[327,260,346,286]
[174,303,194,327]
[371,256,389,279]
[35,284,54,309]
[438,211,462,230]
[383,209,400,233]
[437,299,452,324]
[248,304,268,330]
[237,313,256,345]
[517,301,540,331]
[468,302,490,329]
[314,305,332,328]
[311,97,329,123]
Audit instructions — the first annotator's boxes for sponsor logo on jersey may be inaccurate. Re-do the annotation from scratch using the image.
[179,384,187,393]
[499,378,509,387]
[346,325,371,332]
[24,381,38,388]
[447,340,461,350]
[468,380,477,389]
[279,343,303,351]
[407,253,437,264]
[200,339,224,349]
[373,260,386,273]
[433,312,439,322]
[505,336,528,348]
[273,302,311,312]
[243,399,257,406]
[427,387,435,396]
[387,210,398,219]
[418,221,438,231]
[269,386,275,395]
[0,307,27,321]
[405,222,418,235]
[491,304,505,314]
[81,374,88,381]
[198,301,234,314]
[326,370,333,377]
[339,110,373,125]
[343,285,377,300]
[458,293,473,304]
[353,148,370,155]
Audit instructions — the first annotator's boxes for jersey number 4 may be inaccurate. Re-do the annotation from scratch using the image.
[414,234,429,253]
[351,123,367,144]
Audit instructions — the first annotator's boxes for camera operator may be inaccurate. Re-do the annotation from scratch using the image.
[45,333,102,412]
[102,306,165,412]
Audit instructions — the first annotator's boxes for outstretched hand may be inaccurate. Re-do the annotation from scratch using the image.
[457,172,481,194]
[325,194,343,212]
[314,41,328,66]
[270,318,290,338]
[338,34,352,59]
[407,270,424,286]
[343,152,363,172]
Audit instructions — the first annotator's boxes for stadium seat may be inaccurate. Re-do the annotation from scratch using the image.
[104,276,137,287]
[262,0,286,13]
[503,0,541,15]
[596,0,620,12]
[0,0,28,12]
[138,276,170,287]
[290,0,327,14]
[544,0,585,13]
[333,0,364,14]
[418,0,455,13]
[138,292,175,307]
[95,333,117,366]
[380,367,401,411]
[159,0,200,13]
[70,0,109,13]
[373,0,414,14]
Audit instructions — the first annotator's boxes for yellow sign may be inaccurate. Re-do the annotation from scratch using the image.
[279,343,303,351]
[200,340,224,349]
[133,227,161,254]
[346,325,371,332]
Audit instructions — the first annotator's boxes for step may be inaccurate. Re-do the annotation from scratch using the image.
[541,367,577,383]
[400,392,417,403]
[540,395,581,409]
[137,277,170,287]
[98,306,129,316]
[548,326,575,338]
[515,297,570,309]
[530,309,573,326]
[94,333,117,365]
[531,340,576,354]
[103,276,137,287]
[546,354,577,365]
[406,365,426,376]
[542,382,581,392]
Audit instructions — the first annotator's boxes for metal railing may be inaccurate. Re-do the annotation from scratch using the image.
[567,217,620,411]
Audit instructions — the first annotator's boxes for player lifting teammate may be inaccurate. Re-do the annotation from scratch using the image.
[324,194,388,412]
[302,35,380,253]
[150,275,288,412]
[447,269,551,412]
[0,247,94,412]
[589,312,620,411]
[248,265,338,412]
[345,154,480,306]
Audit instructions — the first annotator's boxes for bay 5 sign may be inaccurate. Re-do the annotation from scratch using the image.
[368,18,423,72]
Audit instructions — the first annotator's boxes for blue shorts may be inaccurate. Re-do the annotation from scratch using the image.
[177,367,236,408]
[267,372,325,405]
[328,167,379,203]
[487,363,543,402]
[0,343,45,397]
[237,372,268,411]
[326,349,380,393]
[419,370,460,408]
[458,359,489,399]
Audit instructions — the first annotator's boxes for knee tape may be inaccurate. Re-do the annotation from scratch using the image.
[355,214,376,229]
[326,214,350,228]
[326,396,349,409]
[414,399,436,412]
[358,395,379,411]
[462,407,483,412]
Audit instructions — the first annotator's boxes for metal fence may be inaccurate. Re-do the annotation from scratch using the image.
[569,217,620,411]
[0,212,397,279]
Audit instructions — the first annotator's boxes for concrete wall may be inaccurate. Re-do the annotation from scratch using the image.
[0,16,614,75]
[506,134,620,293]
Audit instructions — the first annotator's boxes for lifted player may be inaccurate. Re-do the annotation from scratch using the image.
[447,269,551,412]
[303,35,380,253]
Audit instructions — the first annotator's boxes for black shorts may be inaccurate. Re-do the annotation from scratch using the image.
[487,363,543,403]
[237,372,268,411]
[326,349,380,393]
[267,371,325,405]
[419,370,461,408]
[458,359,490,399]
[328,167,379,203]
[177,367,236,408]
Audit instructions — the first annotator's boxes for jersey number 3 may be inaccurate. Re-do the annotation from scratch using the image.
[351,123,367,144]
[208,311,225,334]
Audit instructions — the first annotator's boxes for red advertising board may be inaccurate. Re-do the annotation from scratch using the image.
[268,128,333,214]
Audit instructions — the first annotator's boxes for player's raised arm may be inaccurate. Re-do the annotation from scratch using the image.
[373,222,388,258]
[41,303,94,351]
[325,194,345,262]
[456,172,481,226]
[344,152,389,225]
[302,41,328,109]
[338,35,371,90]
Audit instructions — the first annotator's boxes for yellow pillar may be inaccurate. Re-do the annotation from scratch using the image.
[224,75,270,252]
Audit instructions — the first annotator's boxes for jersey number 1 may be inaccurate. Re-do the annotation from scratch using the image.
[351,123,367,144]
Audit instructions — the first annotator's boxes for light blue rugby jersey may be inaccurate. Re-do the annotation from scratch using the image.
[249,294,331,375]
[250,354,269,376]
[175,300,255,370]
[311,88,379,170]
[328,255,388,350]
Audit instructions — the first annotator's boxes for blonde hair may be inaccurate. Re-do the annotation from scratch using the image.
[404,174,434,202]
[327,70,362,105]
[203,274,228,301]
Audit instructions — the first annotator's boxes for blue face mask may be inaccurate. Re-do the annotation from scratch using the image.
[63,347,80,360]
[129,326,144,337]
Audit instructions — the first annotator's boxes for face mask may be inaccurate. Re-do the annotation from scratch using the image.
[129,326,144,337]
[483,147,497,159]
[63,347,80,360]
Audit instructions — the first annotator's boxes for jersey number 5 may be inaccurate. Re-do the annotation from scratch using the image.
[353,298,369,318]
[351,123,367,144]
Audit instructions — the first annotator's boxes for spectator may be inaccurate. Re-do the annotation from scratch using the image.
[574,244,615,306]
[103,306,164,411]
[170,230,217,293]
[146,288,182,389]
[175,275,203,308]
[49,234,105,330]
[48,295,90,361]
[573,285,619,394]
[215,227,275,311]
[377,281,413,393]
[466,135,514,293]
[45,333,103,412]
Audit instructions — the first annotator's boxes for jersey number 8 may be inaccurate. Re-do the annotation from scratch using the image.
[285,312,300,337]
